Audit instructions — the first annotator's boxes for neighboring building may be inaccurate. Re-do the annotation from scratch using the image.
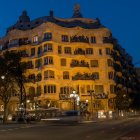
[0,5,138,117]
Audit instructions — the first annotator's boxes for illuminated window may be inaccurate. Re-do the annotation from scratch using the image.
[90,60,99,67]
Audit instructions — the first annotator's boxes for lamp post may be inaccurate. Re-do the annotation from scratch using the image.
[70,90,80,111]
[70,90,77,111]
[87,90,94,119]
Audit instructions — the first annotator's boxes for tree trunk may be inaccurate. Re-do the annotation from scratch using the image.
[3,102,8,124]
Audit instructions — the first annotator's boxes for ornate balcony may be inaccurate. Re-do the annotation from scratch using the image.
[70,35,89,43]
[72,72,97,80]
[70,60,89,67]
[74,48,85,55]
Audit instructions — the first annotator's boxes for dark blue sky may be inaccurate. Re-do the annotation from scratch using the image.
[0,0,140,66]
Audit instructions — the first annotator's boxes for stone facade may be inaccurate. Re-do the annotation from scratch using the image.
[0,7,137,115]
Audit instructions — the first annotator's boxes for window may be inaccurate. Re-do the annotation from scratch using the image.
[44,85,56,93]
[61,58,66,66]
[62,35,69,42]
[108,72,114,79]
[80,85,85,93]
[60,87,72,94]
[33,35,38,43]
[86,48,93,55]
[35,59,42,68]
[10,39,19,46]
[44,43,53,52]
[90,60,99,67]
[29,87,35,97]
[99,49,102,55]
[38,46,42,55]
[110,85,115,93]
[36,86,41,96]
[31,48,35,56]
[27,61,33,69]
[87,85,90,92]
[107,59,113,66]
[63,71,69,79]
[36,73,42,81]
[44,32,52,40]
[20,50,28,57]
[64,47,71,54]
[28,74,35,82]
[95,85,104,94]
[58,46,62,54]
[91,36,96,43]
[106,48,111,55]
[44,56,53,65]
[92,72,99,79]
[44,70,55,79]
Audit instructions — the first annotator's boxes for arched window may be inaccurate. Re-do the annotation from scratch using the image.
[63,71,69,79]
[44,70,55,79]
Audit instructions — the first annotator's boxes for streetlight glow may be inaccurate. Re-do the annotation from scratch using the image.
[1,75,5,80]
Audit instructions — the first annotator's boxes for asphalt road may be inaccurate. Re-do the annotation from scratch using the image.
[0,117,140,140]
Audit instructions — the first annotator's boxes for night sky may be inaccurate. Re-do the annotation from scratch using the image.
[0,0,140,66]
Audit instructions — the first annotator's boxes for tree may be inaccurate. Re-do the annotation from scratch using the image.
[0,75,17,123]
[0,51,27,123]
[115,89,131,112]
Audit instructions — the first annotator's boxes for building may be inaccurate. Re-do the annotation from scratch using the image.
[0,5,138,117]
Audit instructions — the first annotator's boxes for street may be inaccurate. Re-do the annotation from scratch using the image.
[0,117,140,140]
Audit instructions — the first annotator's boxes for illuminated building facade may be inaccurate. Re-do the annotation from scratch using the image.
[0,5,138,116]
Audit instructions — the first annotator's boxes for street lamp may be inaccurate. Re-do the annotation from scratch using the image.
[87,90,94,119]
[70,90,79,111]
[1,75,5,80]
